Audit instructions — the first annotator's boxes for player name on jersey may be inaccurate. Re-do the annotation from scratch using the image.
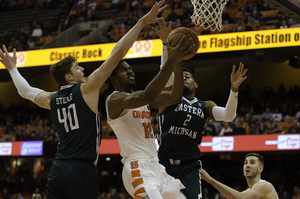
[56,93,73,105]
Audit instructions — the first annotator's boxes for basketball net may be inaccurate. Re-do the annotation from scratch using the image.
[190,0,229,31]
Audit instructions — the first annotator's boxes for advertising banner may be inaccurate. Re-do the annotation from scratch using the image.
[1,28,300,70]
[1,134,299,156]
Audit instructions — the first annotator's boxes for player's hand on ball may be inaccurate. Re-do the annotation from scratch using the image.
[167,35,195,63]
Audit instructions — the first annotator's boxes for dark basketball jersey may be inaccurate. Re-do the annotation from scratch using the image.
[50,83,101,165]
[158,97,208,161]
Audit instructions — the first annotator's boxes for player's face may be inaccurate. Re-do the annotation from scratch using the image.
[69,62,86,83]
[114,62,136,89]
[183,71,197,92]
[243,156,262,178]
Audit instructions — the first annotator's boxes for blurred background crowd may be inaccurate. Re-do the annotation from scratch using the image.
[1,83,300,143]
[1,0,300,51]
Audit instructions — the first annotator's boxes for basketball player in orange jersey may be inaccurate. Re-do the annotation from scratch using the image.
[105,30,196,198]
[201,153,279,199]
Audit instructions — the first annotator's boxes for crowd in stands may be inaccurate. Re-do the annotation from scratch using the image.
[1,0,300,51]
[1,83,300,144]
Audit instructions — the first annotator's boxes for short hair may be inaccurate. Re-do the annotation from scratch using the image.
[245,153,264,166]
[111,60,126,76]
[31,193,42,199]
[182,67,195,80]
[49,55,76,86]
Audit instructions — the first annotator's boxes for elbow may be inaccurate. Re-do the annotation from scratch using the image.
[223,114,237,122]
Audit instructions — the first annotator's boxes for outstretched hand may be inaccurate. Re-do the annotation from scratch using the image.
[152,18,173,44]
[141,0,167,25]
[0,45,17,71]
[201,169,212,182]
[231,62,247,92]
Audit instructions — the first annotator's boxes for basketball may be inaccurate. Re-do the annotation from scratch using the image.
[167,27,200,60]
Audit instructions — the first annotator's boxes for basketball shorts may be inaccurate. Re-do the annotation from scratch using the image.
[46,159,98,199]
[122,157,185,199]
[160,158,202,199]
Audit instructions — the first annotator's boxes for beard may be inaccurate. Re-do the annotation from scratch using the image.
[128,81,137,89]
[183,86,191,95]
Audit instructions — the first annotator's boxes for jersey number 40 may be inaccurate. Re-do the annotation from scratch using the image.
[57,103,79,133]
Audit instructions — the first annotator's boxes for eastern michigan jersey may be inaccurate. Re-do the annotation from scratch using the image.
[50,84,101,165]
[158,97,208,161]
[105,91,157,162]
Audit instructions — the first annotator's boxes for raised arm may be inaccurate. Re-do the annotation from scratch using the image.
[83,0,167,93]
[0,46,55,110]
[206,62,248,122]
[201,169,275,199]
[152,62,183,110]
[153,19,174,88]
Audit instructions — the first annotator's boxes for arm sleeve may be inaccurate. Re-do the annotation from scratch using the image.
[160,44,174,87]
[212,90,238,122]
[9,68,44,103]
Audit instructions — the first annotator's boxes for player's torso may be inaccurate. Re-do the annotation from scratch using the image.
[158,97,208,160]
[106,92,157,160]
[50,84,101,163]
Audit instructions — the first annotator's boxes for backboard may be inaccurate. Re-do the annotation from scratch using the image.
[264,0,300,20]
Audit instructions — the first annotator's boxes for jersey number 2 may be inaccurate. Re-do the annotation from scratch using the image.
[183,114,192,126]
[57,103,79,133]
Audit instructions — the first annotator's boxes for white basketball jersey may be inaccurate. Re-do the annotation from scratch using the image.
[105,92,158,162]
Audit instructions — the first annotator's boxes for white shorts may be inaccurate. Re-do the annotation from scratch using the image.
[122,158,185,199]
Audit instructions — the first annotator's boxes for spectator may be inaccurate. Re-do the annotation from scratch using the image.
[257,121,266,134]
[31,25,43,38]
[240,117,250,134]
[272,108,283,122]
[130,0,139,12]
[278,116,293,133]
[262,108,273,119]
[16,192,24,199]
[288,119,300,133]
[233,121,246,135]
[246,17,261,30]
[280,104,290,118]
[219,122,233,136]
[227,2,239,20]
[202,187,214,199]
[27,36,35,50]
[266,118,278,134]
[1,188,10,199]
[203,119,217,136]
[96,31,108,44]
[280,20,288,29]
[290,19,300,28]
[234,18,246,31]
[250,9,262,21]
[249,122,258,134]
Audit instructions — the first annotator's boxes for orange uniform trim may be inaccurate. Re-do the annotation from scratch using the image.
[133,187,146,199]
[131,170,141,178]
[132,177,144,188]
